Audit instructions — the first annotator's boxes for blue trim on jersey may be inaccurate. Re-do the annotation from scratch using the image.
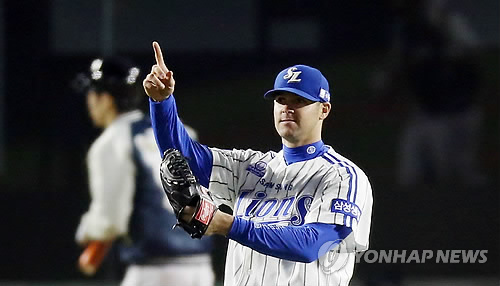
[323,152,359,226]
[150,96,213,188]
[321,154,336,165]
[282,140,328,165]
[227,217,352,263]
[323,154,352,204]
[326,153,359,205]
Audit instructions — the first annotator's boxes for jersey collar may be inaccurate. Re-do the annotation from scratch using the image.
[282,140,327,165]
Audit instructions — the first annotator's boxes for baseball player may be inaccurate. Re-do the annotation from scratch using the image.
[75,56,214,286]
[144,41,373,286]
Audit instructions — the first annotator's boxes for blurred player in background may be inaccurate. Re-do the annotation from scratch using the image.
[144,42,373,286]
[372,0,488,189]
[74,56,214,286]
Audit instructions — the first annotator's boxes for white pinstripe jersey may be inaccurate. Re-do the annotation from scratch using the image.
[208,146,373,286]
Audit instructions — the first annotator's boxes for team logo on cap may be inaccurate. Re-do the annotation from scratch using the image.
[283,67,302,83]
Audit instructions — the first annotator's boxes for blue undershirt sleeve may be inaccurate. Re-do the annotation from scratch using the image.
[227,217,352,263]
[149,96,213,188]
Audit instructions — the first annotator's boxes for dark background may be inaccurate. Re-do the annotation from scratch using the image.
[0,0,498,284]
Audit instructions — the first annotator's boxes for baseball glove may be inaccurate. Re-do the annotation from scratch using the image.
[160,148,217,239]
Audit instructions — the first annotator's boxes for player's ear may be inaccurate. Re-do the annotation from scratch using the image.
[319,102,331,120]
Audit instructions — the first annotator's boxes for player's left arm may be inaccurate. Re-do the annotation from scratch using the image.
[306,160,373,252]
[226,218,352,263]
[180,205,351,262]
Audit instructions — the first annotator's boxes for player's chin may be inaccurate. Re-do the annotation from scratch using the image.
[277,126,297,140]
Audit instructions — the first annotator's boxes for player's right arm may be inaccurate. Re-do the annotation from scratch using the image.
[143,41,213,188]
[143,41,175,102]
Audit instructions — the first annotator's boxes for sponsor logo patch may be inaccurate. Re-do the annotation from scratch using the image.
[331,199,361,221]
[246,161,267,177]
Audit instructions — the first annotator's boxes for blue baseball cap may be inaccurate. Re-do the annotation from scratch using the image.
[263,64,330,102]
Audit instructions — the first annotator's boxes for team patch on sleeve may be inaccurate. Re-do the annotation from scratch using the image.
[331,199,361,222]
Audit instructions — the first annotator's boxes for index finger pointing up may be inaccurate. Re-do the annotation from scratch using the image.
[153,41,168,71]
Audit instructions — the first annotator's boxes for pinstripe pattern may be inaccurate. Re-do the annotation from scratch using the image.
[275,258,282,285]
[323,153,356,227]
[260,255,268,286]
[287,261,297,286]
[212,146,372,286]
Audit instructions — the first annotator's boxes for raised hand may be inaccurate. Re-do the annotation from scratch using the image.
[143,41,175,102]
